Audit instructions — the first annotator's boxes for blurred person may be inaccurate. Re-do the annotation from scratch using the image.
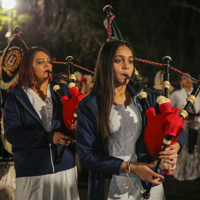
[153,70,174,99]
[80,77,87,94]
[80,76,93,95]
[75,81,82,92]
[84,83,92,95]
[171,73,200,181]
[76,40,186,200]
[1,47,79,200]
[153,71,164,91]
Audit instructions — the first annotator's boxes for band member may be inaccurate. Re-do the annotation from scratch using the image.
[2,47,79,200]
[76,40,186,200]
[171,73,200,181]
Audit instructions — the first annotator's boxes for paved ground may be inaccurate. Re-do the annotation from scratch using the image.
[78,171,200,200]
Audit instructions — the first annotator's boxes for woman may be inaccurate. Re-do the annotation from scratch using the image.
[75,81,82,92]
[2,47,79,200]
[171,73,200,181]
[76,40,186,200]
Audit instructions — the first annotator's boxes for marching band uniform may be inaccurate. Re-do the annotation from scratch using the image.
[171,87,200,181]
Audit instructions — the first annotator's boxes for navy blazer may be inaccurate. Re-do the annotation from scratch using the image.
[76,83,187,200]
[2,82,75,177]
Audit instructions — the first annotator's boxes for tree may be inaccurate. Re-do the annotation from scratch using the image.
[2,0,200,85]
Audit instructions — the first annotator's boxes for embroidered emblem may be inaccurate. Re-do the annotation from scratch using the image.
[3,49,21,77]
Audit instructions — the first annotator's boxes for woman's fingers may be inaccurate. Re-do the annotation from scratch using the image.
[59,139,71,146]
[151,178,162,185]
[169,163,176,170]
[159,149,177,156]
[63,139,71,146]
[159,145,178,161]
[151,171,164,180]
[164,158,177,165]
[53,132,71,145]
[71,121,77,129]
[133,163,164,184]
[143,171,163,184]
[160,145,177,153]
[146,163,164,183]
[159,154,178,159]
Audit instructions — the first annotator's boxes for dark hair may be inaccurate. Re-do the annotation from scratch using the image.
[178,72,190,81]
[18,47,52,88]
[91,40,135,148]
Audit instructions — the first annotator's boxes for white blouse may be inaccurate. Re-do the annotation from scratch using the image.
[22,84,53,132]
[171,87,200,114]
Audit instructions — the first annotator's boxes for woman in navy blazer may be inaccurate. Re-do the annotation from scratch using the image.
[76,40,186,200]
[2,47,79,200]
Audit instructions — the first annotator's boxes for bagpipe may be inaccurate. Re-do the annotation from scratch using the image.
[50,56,86,164]
[103,5,200,199]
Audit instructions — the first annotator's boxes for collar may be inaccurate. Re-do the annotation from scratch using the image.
[46,83,52,100]
[21,83,52,102]
[126,83,143,97]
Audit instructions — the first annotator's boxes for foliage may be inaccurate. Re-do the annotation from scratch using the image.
[0,7,33,55]
[1,0,200,86]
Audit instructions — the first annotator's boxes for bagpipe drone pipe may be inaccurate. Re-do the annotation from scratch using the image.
[103,5,200,199]
[49,56,86,164]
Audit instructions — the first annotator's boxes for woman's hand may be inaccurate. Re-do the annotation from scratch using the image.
[53,132,71,146]
[70,120,77,130]
[120,161,164,185]
[131,162,164,185]
[159,143,180,170]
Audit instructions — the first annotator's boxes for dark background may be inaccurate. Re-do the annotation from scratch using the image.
[1,0,200,86]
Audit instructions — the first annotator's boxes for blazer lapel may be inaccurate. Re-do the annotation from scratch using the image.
[13,87,43,123]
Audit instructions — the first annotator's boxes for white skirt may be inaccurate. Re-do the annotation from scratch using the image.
[14,167,79,200]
